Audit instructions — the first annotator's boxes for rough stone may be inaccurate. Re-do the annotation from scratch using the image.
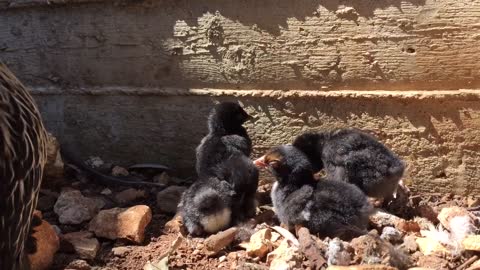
[241,228,275,259]
[163,214,184,234]
[380,227,403,244]
[63,231,100,260]
[111,166,129,177]
[403,235,419,253]
[85,156,104,169]
[266,239,302,270]
[326,238,352,266]
[101,188,113,196]
[114,188,146,204]
[65,259,92,270]
[112,246,131,257]
[156,186,187,214]
[54,190,100,225]
[89,205,152,244]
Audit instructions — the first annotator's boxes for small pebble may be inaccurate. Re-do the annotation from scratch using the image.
[101,188,113,196]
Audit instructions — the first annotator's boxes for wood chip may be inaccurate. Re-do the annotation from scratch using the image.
[458,255,479,270]
[204,227,238,256]
[271,226,299,247]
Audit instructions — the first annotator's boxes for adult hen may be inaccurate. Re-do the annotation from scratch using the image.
[0,62,47,269]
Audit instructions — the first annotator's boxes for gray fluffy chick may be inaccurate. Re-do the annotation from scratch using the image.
[255,145,373,240]
[178,177,235,236]
[196,101,253,179]
[292,128,406,199]
[194,102,259,226]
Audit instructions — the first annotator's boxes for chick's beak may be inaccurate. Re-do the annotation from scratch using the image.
[253,155,267,168]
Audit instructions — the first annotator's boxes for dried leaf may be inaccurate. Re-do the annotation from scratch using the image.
[297,227,328,270]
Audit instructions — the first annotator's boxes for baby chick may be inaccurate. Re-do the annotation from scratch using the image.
[293,128,406,199]
[196,101,253,178]
[180,102,259,235]
[215,152,259,223]
[178,178,235,236]
[255,145,373,240]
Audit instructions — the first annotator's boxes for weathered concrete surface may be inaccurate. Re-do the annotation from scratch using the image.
[2,0,480,194]
[34,89,480,195]
[1,0,480,90]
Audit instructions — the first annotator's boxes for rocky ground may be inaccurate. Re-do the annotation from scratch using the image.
[30,135,480,270]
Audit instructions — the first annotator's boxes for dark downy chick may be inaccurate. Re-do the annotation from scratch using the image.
[192,102,259,227]
[215,152,259,223]
[293,128,406,199]
[196,102,253,178]
[178,178,235,236]
[254,145,373,240]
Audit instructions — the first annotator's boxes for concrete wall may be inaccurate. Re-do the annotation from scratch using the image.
[1,0,480,194]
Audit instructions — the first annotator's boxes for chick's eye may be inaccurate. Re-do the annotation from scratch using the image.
[269,160,280,169]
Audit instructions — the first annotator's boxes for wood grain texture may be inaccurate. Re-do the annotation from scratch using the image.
[0,0,479,90]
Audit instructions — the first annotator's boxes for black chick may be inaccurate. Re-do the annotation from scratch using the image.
[215,152,259,223]
[193,102,259,225]
[292,128,406,199]
[178,177,235,236]
[254,145,373,240]
[196,101,253,178]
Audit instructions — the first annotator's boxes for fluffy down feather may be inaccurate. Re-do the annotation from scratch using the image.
[256,145,373,240]
[293,128,405,199]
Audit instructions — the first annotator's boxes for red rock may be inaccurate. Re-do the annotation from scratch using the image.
[89,205,152,244]
[28,213,60,270]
